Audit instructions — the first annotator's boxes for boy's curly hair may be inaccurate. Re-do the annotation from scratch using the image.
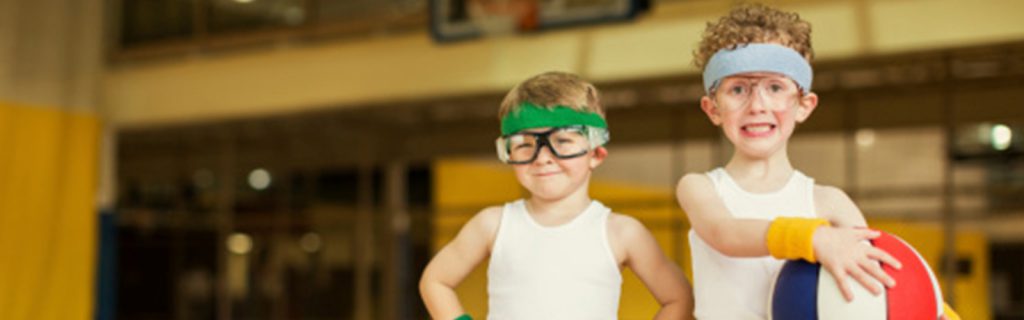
[693,3,813,70]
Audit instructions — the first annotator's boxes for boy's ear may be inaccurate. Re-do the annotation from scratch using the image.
[700,96,722,126]
[794,92,819,123]
[589,146,608,169]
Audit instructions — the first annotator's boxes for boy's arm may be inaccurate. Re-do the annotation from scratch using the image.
[811,185,901,300]
[676,173,776,256]
[676,174,900,301]
[419,207,501,319]
[611,214,694,320]
[816,186,958,319]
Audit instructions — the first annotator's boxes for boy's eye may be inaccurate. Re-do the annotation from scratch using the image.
[512,142,535,150]
[770,84,784,92]
[728,85,746,94]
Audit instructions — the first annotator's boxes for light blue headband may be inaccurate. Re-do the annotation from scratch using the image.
[702,43,813,94]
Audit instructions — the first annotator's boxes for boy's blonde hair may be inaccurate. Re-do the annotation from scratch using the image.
[693,3,813,71]
[498,71,605,119]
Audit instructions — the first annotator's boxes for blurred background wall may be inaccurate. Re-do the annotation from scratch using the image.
[2,0,1024,319]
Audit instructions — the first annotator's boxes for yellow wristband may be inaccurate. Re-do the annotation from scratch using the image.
[942,302,960,320]
[766,217,830,263]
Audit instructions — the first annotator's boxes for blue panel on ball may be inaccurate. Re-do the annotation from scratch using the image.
[773,260,819,320]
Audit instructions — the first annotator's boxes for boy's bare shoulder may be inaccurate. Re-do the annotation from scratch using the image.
[468,205,504,230]
[607,212,649,241]
[676,172,714,194]
[813,184,866,226]
[679,172,711,184]
[813,184,853,206]
[455,206,505,250]
[608,212,644,228]
[476,205,504,217]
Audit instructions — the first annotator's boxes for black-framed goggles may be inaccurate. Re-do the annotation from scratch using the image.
[495,125,609,164]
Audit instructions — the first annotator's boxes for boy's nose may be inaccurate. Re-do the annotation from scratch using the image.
[746,88,771,112]
[532,145,556,164]
[746,97,766,112]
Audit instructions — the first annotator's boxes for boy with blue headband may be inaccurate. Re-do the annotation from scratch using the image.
[676,4,958,319]
[420,71,694,319]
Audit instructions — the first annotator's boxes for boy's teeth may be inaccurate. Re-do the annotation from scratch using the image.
[745,125,773,133]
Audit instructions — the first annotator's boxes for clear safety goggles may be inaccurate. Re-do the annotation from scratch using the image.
[495,125,609,164]
[711,75,803,111]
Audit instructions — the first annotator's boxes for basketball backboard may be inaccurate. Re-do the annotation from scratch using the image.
[429,0,650,42]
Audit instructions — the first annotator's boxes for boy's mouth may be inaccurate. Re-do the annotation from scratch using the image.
[533,171,562,177]
[741,124,776,136]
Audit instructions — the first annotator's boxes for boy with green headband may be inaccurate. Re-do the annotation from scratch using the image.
[420,71,694,319]
[675,4,958,319]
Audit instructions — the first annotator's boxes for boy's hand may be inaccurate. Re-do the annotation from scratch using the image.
[812,227,902,301]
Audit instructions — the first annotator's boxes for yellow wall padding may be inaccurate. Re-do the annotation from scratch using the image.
[0,103,100,320]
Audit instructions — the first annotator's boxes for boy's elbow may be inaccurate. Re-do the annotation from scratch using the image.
[419,267,453,295]
[418,271,430,297]
[656,296,694,320]
[419,264,440,296]
[419,273,448,305]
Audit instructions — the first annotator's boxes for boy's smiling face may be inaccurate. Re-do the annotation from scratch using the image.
[510,127,607,201]
[700,72,818,159]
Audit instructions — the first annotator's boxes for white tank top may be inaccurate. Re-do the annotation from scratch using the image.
[487,199,622,319]
[689,168,817,319]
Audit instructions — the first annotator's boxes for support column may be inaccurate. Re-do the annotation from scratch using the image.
[384,161,410,320]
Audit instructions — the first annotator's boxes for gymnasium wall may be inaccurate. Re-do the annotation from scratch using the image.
[103,0,1024,127]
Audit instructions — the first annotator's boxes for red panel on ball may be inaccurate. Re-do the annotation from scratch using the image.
[872,231,940,320]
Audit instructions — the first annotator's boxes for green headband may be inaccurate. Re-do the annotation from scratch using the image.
[500,102,608,136]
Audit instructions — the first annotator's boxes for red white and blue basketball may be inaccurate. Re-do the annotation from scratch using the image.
[768,230,944,320]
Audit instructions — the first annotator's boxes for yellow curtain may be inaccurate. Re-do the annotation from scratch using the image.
[0,102,100,320]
